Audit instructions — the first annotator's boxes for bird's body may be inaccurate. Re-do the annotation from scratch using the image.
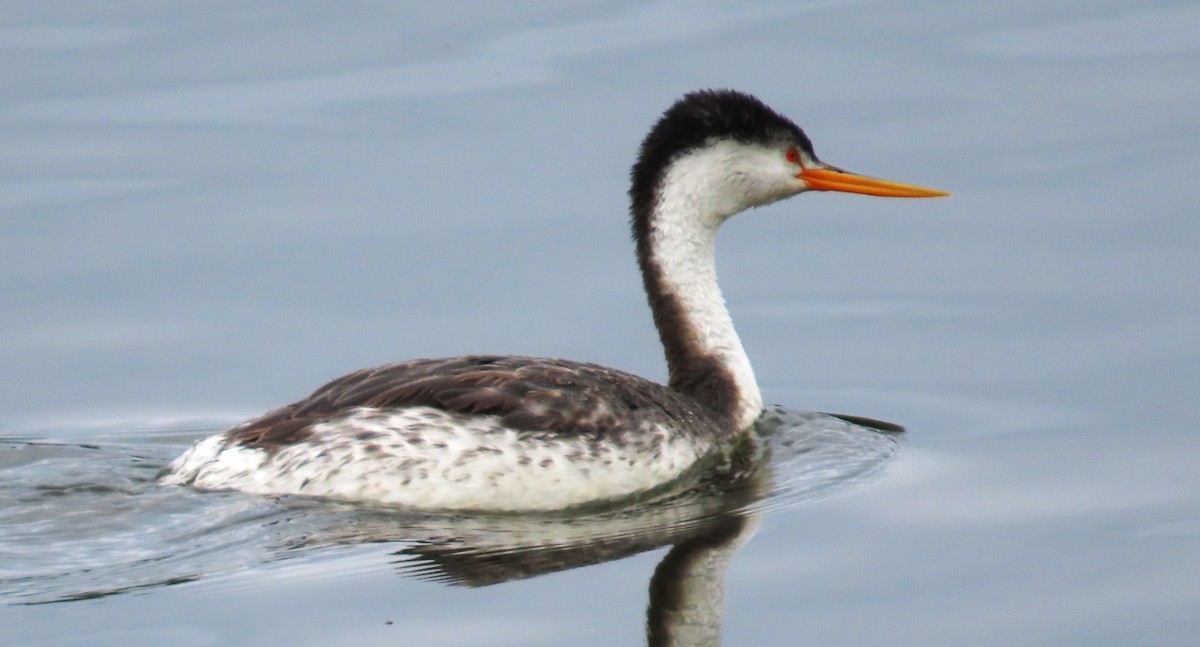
[166,356,729,510]
[161,90,946,511]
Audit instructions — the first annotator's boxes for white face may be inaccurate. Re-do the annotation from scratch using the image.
[663,138,813,224]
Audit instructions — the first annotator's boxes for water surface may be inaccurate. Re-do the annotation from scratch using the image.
[2,1,1198,645]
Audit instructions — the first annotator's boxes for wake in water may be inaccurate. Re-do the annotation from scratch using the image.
[0,406,901,604]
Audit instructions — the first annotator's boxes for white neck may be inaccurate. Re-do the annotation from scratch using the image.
[643,144,768,430]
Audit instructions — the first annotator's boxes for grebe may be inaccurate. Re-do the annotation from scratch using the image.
[161,90,947,511]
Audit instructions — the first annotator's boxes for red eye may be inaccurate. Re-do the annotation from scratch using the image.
[785,147,800,164]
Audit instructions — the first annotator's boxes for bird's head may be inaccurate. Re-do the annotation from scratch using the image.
[631,89,948,224]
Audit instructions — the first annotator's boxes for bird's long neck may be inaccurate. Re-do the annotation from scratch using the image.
[633,158,764,432]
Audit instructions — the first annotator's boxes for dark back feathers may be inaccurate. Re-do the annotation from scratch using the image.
[229,355,725,448]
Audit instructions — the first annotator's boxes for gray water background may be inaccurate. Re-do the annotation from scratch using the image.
[2,1,1199,645]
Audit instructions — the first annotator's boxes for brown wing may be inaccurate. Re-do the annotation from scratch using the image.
[229,355,719,448]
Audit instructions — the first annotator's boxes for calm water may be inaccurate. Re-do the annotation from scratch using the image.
[2,1,1198,645]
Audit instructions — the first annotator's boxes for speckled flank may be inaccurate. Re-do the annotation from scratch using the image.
[162,406,712,511]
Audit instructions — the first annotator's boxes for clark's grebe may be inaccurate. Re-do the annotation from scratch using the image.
[160,89,947,511]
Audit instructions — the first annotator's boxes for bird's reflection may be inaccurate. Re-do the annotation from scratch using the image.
[646,513,758,647]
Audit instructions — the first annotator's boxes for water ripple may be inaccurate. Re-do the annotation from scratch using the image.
[0,407,900,603]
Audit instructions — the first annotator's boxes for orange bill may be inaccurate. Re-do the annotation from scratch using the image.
[799,166,949,198]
